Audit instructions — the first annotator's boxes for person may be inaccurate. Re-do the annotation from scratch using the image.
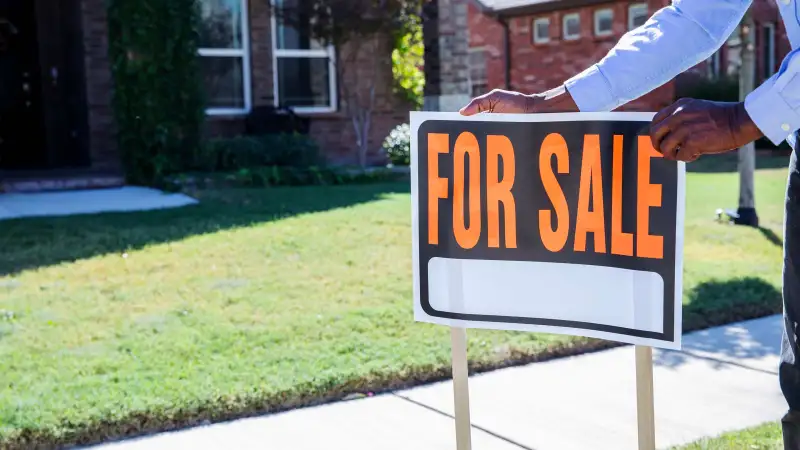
[459,1,800,447]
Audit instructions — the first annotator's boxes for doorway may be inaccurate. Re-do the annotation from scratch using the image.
[0,0,46,169]
[0,0,89,172]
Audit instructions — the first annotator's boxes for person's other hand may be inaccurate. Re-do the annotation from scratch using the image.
[650,98,764,162]
[459,86,579,116]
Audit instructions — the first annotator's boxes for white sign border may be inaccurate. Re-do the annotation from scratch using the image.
[410,111,686,350]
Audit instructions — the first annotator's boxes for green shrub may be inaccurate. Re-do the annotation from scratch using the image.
[107,0,205,186]
[675,75,739,102]
[196,134,322,172]
[382,124,411,166]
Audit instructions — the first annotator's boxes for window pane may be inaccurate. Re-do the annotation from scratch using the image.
[535,20,549,41]
[199,0,243,49]
[596,11,613,33]
[565,16,580,38]
[275,0,324,50]
[277,57,331,108]
[201,56,245,109]
[629,5,648,29]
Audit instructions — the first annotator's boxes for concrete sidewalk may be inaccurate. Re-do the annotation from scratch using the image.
[88,315,786,450]
[0,187,197,221]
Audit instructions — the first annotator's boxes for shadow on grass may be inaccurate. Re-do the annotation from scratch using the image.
[760,227,784,248]
[655,277,782,369]
[0,182,410,277]
[686,152,790,173]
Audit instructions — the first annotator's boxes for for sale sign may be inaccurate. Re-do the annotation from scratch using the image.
[411,112,685,349]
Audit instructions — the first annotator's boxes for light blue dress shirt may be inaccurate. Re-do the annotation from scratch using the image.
[564,0,800,146]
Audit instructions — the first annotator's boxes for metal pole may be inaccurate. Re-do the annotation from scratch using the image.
[736,15,759,227]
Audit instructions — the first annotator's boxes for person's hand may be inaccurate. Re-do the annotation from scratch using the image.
[650,98,764,162]
[459,85,579,115]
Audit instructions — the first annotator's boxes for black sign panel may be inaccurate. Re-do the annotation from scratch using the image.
[411,113,684,348]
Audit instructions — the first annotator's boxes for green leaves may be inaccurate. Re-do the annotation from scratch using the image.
[107,0,205,187]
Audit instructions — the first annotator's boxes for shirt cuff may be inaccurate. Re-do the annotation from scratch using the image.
[563,65,618,112]
[744,78,800,145]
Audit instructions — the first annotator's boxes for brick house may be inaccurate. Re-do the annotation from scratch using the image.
[0,0,406,190]
[466,0,790,112]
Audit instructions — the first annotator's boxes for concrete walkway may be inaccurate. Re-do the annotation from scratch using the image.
[88,315,786,450]
[0,187,197,221]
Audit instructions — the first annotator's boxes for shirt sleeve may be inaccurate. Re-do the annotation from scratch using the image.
[564,0,751,113]
[745,48,800,145]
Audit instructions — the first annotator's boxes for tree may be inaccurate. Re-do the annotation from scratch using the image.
[268,0,421,168]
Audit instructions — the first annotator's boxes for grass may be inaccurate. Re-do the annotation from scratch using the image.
[675,422,782,449]
[0,153,790,448]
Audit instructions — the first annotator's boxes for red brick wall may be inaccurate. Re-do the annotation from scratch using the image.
[81,0,118,171]
[203,0,407,166]
[81,0,405,171]
[468,2,506,90]
[468,0,676,112]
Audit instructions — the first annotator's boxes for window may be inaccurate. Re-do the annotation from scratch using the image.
[594,9,613,37]
[469,48,488,97]
[198,0,251,115]
[628,3,648,30]
[726,25,742,77]
[271,0,337,113]
[707,52,721,79]
[562,13,581,41]
[532,17,550,44]
[763,23,776,79]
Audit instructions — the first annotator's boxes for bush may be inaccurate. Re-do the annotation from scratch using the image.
[194,133,322,172]
[675,75,740,102]
[382,123,411,166]
[107,0,205,186]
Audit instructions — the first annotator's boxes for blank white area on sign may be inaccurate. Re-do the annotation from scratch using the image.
[427,257,664,334]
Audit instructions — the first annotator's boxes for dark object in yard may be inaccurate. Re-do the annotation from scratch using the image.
[716,207,760,227]
[245,105,310,136]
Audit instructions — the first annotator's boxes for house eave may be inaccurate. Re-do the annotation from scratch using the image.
[481,0,618,18]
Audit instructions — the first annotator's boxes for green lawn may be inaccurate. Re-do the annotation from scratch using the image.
[676,422,782,449]
[0,154,790,447]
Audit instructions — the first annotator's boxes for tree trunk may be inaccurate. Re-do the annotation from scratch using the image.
[736,15,759,227]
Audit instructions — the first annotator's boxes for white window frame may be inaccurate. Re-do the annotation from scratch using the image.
[198,0,252,116]
[764,22,776,79]
[532,17,550,44]
[628,3,648,31]
[562,13,581,41]
[593,9,613,37]
[270,6,338,114]
[707,51,721,78]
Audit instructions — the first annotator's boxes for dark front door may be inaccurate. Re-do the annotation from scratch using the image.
[0,0,46,170]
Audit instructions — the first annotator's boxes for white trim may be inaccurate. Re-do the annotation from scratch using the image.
[593,8,613,37]
[199,0,251,116]
[764,22,776,78]
[562,13,581,41]
[270,5,338,114]
[532,17,550,44]
[273,49,330,58]
[198,48,246,57]
[707,52,721,78]
[628,3,648,31]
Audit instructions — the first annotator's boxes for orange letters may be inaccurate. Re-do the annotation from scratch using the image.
[539,133,570,252]
[453,132,482,249]
[487,135,517,248]
[427,133,449,245]
[611,135,634,256]
[636,136,664,259]
[574,135,606,253]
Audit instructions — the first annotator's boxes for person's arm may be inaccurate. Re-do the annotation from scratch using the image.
[566,0,751,112]
[744,48,800,145]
